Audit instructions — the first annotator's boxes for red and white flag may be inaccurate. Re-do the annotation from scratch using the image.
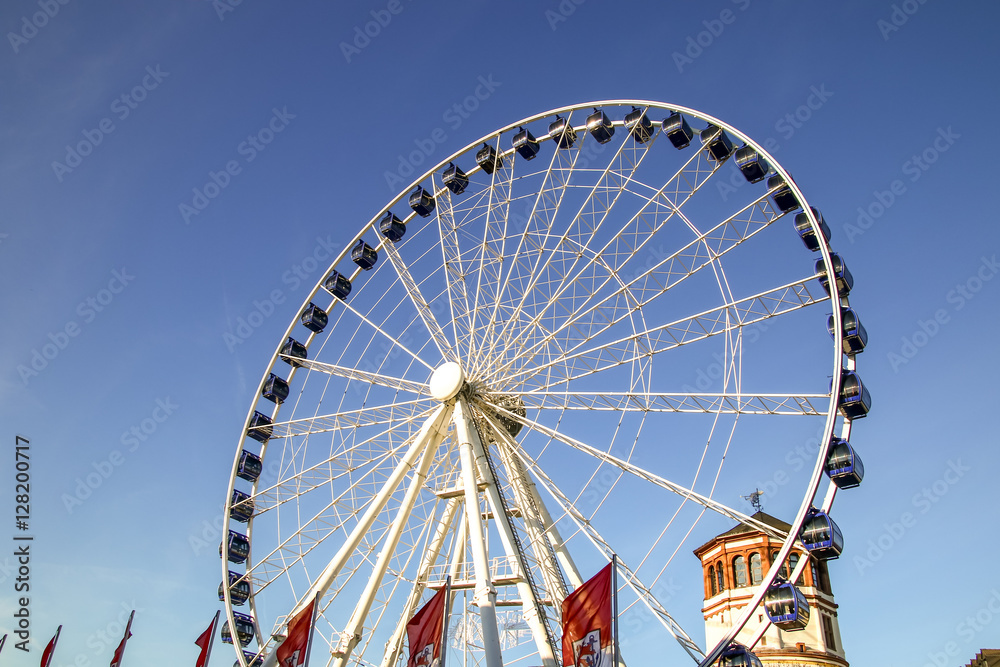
[195,611,220,667]
[561,562,616,667]
[406,582,450,667]
[277,594,318,667]
[40,626,62,667]
[109,610,134,667]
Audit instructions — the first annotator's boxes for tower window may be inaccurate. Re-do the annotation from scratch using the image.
[750,552,762,585]
[709,565,717,596]
[733,556,748,588]
[822,614,837,650]
[716,562,725,593]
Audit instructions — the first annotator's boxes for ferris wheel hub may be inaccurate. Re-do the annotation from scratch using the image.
[429,361,465,401]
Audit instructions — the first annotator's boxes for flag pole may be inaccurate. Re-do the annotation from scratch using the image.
[206,611,221,667]
[302,591,320,667]
[440,576,452,667]
[0,633,6,655]
[612,554,619,667]
[42,626,63,667]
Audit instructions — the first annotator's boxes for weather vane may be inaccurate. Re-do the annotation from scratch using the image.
[742,488,764,514]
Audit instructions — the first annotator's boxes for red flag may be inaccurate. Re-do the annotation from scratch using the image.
[195,611,220,667]
[406,584,449,667]
[40,626,61,667]
[110,610,134,667]
[0,633,7,655]
[561,562,615,667]
[277,594,318,667]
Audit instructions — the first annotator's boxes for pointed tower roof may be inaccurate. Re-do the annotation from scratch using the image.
[693,511,792,557]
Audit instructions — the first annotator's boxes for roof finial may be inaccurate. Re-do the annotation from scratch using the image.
[742,488,764,514]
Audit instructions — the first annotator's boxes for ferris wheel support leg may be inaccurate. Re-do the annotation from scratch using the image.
[454,398,505,667]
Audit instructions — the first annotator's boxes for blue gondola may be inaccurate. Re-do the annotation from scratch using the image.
[280,337,307,366]
[224,530,250,564]
[586,109,615,144]
[351,239,378,269]
[442,163,469,195]
[816,254,854,297]
[719,643,763,667]
[800,508,844,560]
[235,651,263,667]
[220,571,251,605]
[513,127,540,160]
[825,437,864,489]
[767,175,801,213]
[701,124,735,162]
[837,370,871,419]
[409,186,435,217]
[300,303,328,333]
[262,373,289,404]
[624,106,655,143]
[828,308,868,355]
[662,112,694,149]
[230,489,255,523]
[548,115,577,149]
[324,271,352,299]
[246,411,273,443]
[221,612,255,647]
[763,580,810,631]
[379,211,406,242]
[476,143,502,174]
[794,207,831,252]
[237,450,263,482]
[734,145,770,183]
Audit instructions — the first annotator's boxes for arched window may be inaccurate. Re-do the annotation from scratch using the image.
[716,562,725,593]
[709,565,717,596]
[770,551,787,579]
[811,558,821,590]
[750,552,762,585]
[788,553,801,583]
[733,556,748,588]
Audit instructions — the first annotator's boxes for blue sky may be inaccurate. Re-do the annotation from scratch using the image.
[1,1,999,666]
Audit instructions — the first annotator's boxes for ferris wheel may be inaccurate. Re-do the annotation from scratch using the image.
[219,101,869,667]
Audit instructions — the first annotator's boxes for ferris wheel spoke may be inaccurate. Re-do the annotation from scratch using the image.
[290,357,428,395]
[333,298,437,372]
[436,186,478,361]
[504,390,827,415]
[264,398,434,439]
[502,276,826,393]
[380,229,457,363]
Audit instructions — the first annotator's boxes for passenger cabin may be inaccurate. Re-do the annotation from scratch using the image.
[351,239,378,270]
[837,370,871,419]
[409,186,436,217]
[624,107,655,143]
[229,489,255,523]
[701,124,735,162]
[246,411,273,443]
[586,109,615,144]
[475,143,502,174]
[237,450,263,482]
[816,254,854,297]
[443,163,469,195]
[763,581,810,631]
[548,116,577,148]
[825,438,864,489]
[221,612,255,647]
[262,373,289,404]
[734,146,769,183]
[829,308,868,355]
[767,175,801,213]
[224,530,250,564]
[280,337,307,366]
[380,211,406,242]
[794,207,831,252]
[719,643,763,667]
[513,127,540,160]
[663,112,694,149]
[300,303,328,333]
[800,508,844,561]
[236,651,263,667]
[220,571,251,605]
[324,271,352,299]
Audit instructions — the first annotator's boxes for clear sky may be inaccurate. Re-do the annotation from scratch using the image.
[1,2,999,667]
